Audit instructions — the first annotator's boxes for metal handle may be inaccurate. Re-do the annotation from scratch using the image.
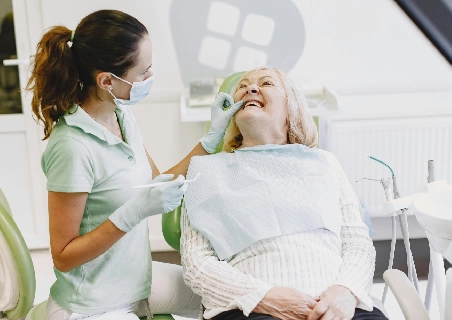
[428,160,435,183]
[3,59,30,66]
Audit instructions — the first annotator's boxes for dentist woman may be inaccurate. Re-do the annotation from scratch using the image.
[27,9,240,320]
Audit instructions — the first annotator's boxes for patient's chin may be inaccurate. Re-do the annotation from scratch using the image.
[236,110,265,130]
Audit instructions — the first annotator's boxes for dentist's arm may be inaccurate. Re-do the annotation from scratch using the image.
[49,175,186,272]
[152,93,243,178]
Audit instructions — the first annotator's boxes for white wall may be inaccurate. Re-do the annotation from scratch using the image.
[290,0,452,94]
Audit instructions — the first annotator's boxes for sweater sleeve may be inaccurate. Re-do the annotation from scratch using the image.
[180,205,273,318]
[326,152,375,311]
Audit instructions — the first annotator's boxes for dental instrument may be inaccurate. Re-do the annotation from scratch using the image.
[383,159,452,320]
[358,156,420,305]
[132,173,201,189]
[424,160,436,313]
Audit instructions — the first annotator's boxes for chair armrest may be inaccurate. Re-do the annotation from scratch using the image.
[383,269,430,320]
[149,261,201,318]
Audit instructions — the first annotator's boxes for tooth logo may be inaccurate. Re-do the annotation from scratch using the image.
[170,0,305,87]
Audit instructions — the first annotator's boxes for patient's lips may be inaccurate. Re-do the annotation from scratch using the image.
[244,100,264,109]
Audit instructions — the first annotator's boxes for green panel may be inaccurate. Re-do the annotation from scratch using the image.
[162,205,182,252]
[312,115,319,129]
[214,71,246,153]
[0,190,36,319]
[312,115,320,148]
[218,71,246,95]
[151,314,175,320]
[0,188,12,215]
[25,300,47,320]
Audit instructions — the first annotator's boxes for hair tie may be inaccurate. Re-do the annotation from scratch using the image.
[70,30,75,42]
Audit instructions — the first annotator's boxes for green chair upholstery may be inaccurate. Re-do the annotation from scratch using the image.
[0,189,36,320]
[23,300,46,320]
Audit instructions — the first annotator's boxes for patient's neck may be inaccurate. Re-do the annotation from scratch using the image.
[239,128,287,149]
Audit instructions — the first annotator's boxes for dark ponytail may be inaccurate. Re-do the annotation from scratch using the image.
[27,26,79,140]
[27,10,148,140]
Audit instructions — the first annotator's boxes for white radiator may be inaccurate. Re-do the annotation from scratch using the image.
[323,114,452,217]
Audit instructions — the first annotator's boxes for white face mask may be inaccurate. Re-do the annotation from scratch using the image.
[109,72,155,106]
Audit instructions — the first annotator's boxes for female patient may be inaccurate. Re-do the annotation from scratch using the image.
[181,67,388,320]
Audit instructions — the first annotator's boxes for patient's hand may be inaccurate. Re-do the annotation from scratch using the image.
[253,287,318,320]
[306,285,358,320]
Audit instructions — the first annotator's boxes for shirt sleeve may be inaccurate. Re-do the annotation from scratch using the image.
[180,205,273,318]
[325,152,375,311]
[42,136,94,192]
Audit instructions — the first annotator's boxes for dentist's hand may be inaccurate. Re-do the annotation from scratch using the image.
[253,287,318,320]
[109,174,187,232]
[199,92,243,153]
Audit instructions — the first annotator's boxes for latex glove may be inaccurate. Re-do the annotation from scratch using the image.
[306,285,358,320]
[109,174,187,232]
[199,92,243,153]
[253,287,318,320]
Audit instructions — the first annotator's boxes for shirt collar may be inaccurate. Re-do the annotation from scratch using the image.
[63,104,124,145]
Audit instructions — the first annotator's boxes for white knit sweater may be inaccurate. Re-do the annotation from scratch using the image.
[181,152,375,319]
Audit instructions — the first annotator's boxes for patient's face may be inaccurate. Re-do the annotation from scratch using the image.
[233,70,288,133]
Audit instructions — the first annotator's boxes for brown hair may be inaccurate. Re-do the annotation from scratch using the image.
[27,10,148,140]
[222,67,318,152]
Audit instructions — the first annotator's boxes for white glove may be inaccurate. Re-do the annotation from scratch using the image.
[109,174,187,232]
[199,92,243,153]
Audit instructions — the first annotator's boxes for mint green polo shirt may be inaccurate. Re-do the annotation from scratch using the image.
[41,105,153,314]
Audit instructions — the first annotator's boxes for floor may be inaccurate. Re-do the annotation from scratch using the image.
[30,249,441,320]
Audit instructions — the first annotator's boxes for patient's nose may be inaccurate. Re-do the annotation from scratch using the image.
[246,84,259,94]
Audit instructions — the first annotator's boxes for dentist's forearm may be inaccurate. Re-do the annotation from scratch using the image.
[52,220,125,272]
[165,143,208,177]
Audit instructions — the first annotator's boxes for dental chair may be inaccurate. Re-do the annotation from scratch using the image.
[0,185,197,320]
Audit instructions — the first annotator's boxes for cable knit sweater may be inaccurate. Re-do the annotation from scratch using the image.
[180,151,375,319]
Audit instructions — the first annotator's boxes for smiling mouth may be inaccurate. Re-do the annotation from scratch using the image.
[244,101,264,109]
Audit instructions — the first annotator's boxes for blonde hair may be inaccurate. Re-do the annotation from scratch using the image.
[222,67,318,152]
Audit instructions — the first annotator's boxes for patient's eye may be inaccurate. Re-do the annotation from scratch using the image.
[262,80,274,86]
[237,83,247,89]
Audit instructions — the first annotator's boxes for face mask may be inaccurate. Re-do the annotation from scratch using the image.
[109,72,155,106]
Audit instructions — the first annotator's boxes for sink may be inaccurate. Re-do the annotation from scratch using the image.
[411,191,452,261]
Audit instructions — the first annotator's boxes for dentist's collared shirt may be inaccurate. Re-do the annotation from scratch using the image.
[41,105,153,315]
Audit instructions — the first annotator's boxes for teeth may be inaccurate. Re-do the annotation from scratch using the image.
[244,101,263,108]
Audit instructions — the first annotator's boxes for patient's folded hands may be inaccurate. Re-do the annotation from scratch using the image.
[306,285,358,320]
[199,92,243,153]
[252,287,318,320]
